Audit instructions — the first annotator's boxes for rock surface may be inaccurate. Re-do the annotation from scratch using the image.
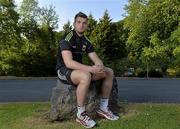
[49,78,121,121]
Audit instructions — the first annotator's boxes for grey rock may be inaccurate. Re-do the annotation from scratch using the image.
[49,78,121,121]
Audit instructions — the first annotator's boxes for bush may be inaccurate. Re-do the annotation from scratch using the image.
[137,71,146,77]
[176,68,180,77]
[136,68,146,77]
[167,68,180,77]
[149,70,163,77]
[136,69,163,77]
[166,68,176,77]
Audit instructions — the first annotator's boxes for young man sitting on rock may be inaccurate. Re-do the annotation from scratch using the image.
[56,12,119,128]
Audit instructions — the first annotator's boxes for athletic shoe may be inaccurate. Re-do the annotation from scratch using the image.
[76,111,96,128]
[97,108,119,121]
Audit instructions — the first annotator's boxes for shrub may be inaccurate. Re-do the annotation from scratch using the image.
[149,70,163,77]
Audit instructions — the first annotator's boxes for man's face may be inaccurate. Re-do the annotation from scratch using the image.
[74,16,88,34]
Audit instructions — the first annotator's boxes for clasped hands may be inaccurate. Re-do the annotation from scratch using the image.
[91,65,106,74]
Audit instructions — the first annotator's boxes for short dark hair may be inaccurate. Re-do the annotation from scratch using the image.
[74,12,88,22]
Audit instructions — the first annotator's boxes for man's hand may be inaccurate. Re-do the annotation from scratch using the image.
[96,65,105,70]
[92,65,106,74]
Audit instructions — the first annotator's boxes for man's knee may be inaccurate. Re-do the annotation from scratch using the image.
[106,68,114,78]
[71,70,92,85]
[80,71,92,83]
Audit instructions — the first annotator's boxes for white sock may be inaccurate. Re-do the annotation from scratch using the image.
[99,98,109,112]
[77,106,85,117]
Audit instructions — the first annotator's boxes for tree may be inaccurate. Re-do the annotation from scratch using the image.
[18,0,39,39]
[84,13,97,38]
[170,25,180,75]
[39,5,58,29]
[91,10,111,48]
[37,5,59,76]
[113,20,128,59]
[0,0,21,75]
[90,10,112,63]
[61,20,72,39]
[124,0,180,75]
[18,0,59,76]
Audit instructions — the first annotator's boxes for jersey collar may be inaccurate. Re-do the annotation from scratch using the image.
[73,29,85,39]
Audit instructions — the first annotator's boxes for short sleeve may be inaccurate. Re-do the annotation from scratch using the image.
[85,39,95,53]
[60,39,71,51]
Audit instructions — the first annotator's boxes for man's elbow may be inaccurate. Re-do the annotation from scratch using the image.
[64,61,73,69]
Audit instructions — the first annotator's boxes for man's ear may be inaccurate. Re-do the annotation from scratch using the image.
[73,22,75,27]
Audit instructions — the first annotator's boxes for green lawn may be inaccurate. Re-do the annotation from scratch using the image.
[0,102,180,129]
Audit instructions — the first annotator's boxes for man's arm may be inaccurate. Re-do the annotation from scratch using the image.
[88,52,104,66]
[62,50,97,73]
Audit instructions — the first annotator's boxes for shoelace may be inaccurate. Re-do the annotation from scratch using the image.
[105,109,115,118]
[81,111,91,121]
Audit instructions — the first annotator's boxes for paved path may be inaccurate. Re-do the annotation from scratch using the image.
[0,78,179,103]
[118,78,180,103]
[0,79,55,102]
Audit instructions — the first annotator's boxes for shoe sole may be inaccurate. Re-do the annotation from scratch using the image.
[97,111,119,121]
[76,118,96,128]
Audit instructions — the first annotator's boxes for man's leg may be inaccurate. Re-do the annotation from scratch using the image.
[91,67,113,98]
[92,67,119,120]
[71,70,91,107]
[70,70,96,128]
[101,68,114,98]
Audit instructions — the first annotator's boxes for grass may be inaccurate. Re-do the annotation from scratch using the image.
[0,102,180,129]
